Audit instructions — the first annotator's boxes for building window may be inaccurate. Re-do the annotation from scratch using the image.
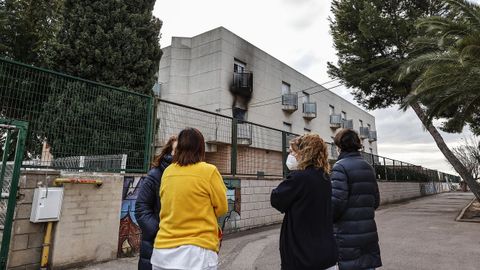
[282,82,291,95]
[302,91,310,103]
[329,105,335,115]
[341,111,347,120]
[367,123,371,129]
[283,122,292,133]
[369,147,373,154]
[359,120,363,127]
[234,59,246,73]
[304,128,311,133]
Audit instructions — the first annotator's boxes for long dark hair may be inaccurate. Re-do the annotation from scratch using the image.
[173,128,205,166]
[151,135,177,168]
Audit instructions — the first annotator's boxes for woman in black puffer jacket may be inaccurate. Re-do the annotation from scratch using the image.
[331,129,382,270]
[135,136,177,270]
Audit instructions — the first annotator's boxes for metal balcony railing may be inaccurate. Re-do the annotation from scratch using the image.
[282,93,298,112]
[342,119,354,129]
[232,72,253,91]
[369,130,377,142]
[330,144,339,160]
[330,114,342,128]
[359,127,370,139]
[302,102,317,119]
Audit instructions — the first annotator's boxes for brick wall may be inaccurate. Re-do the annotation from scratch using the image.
[205,145,231,174]
[205,145,283,177]
[50,173,126,269]
[239,179,284,230]
[8,170,60,270]
[378,182,422,205]
[236,179,451,232]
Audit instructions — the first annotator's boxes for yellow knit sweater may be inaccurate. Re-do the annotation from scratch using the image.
[154,162,228,252]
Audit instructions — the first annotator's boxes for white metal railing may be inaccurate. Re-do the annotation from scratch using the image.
[330,114,342,128]
[359,127,370,139]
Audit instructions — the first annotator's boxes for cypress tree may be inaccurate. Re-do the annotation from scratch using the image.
[53,0,162,95]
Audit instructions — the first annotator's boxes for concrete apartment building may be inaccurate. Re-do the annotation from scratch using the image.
[156,27,378,156]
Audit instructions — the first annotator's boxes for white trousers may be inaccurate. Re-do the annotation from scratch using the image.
[152,266,217,270]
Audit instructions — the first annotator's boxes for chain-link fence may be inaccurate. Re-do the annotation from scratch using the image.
[156,99,460,182]
[0,58,154,173]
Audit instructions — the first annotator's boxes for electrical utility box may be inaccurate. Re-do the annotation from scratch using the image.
[30,187,64,223]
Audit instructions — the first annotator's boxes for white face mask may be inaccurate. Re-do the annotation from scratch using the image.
[286,154,298,171]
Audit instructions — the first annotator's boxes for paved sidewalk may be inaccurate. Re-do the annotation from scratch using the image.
[75,192,479,270]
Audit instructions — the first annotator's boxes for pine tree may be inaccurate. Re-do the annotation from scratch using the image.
[328,0,480,200]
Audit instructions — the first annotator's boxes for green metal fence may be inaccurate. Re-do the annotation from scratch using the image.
[360,152,461,183]
[0,119,28,269]
[156,99,460,182]
[0,58,154,173]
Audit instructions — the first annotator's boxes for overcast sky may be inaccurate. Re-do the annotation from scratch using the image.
[153,0,476,175]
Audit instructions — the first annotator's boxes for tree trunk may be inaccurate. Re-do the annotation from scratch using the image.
[410,102,480,200]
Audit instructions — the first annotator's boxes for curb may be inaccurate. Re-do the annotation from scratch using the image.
[456,198,480,223]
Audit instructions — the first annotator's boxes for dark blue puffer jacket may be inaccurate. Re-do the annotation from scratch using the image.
[134,155,172,270]
[331,151,382,270]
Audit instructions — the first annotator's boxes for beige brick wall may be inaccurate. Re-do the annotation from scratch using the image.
[205,145,283,176]
[236,179,451,232]
[8,170,60,270]
[50,173,125,269]
[205,144,231,174]
[378,182,422,205]
[239,179,284,230]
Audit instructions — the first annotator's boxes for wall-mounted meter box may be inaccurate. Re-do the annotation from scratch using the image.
[30,187,64,223]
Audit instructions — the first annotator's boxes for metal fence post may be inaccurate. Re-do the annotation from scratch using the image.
[383,157,388,181]
[231,118,238,176]
[144,96,154,172]
[0,129,12,193]
[393,160,397,181]
[399,162,403,181]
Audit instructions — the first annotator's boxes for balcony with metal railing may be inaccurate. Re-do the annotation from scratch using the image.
[329,144,339,160]
[282,93,298,112]
[330,114,342,128]
[369,130,377,142]
[231,72,253,98]
[359,127,370,139]
[302,102,317,120]
[342,119,353,129]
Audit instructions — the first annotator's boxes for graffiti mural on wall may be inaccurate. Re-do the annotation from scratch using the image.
[219,179,241,233]
[118,176,242,257]
[118,175,143,257]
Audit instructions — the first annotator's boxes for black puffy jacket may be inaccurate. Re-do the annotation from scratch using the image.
[134,155,172,270]
[271,166,338,270]
[331,151,382,270]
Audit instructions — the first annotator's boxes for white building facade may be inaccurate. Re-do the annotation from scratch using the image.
[157,27,377,154]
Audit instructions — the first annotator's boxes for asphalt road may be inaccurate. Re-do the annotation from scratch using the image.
[75,192,479,270]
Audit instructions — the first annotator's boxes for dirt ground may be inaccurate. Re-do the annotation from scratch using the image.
[462,199,480,220]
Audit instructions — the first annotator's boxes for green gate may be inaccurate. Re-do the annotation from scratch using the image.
[0,120,28,269]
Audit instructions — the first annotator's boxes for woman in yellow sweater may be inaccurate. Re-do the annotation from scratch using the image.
[151,128,228,270]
